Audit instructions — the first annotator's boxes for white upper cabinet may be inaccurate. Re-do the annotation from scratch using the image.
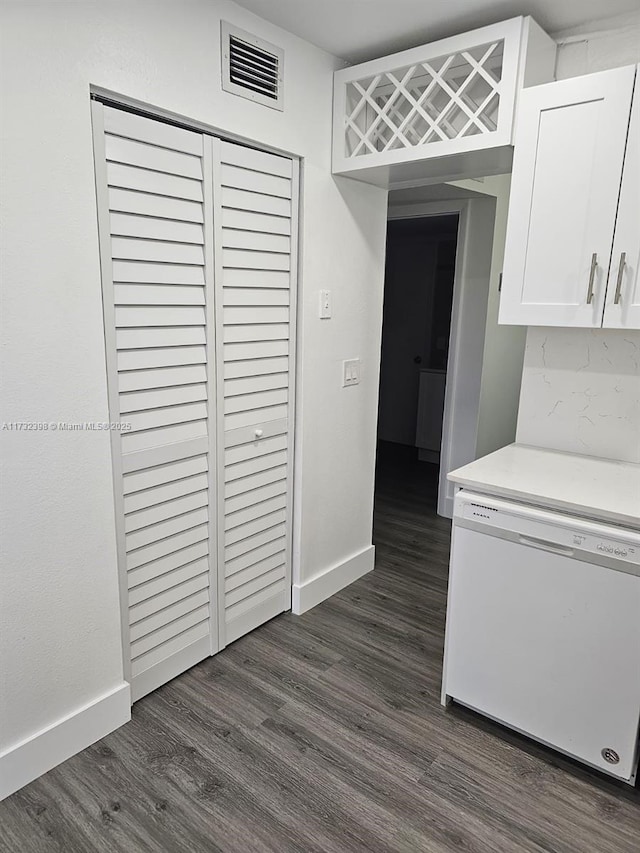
[332,17,556,187]
[499,65,638,328]
[603,75,640,329]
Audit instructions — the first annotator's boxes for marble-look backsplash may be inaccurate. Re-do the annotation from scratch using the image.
[516,328,640,463]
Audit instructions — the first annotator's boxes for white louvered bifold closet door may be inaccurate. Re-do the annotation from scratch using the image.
[92,104,217,701]
[213,140,298,647]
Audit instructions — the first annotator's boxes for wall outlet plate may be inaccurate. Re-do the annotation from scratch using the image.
[343,358,360,387]
[319,289,331,319]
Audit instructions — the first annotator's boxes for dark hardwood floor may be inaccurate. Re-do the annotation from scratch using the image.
[2,441,639,852]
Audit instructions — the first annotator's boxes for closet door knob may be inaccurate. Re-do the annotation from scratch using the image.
[254,429,263,439]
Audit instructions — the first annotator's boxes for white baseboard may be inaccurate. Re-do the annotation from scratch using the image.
[292,545,375,615]
[0,682,131,801]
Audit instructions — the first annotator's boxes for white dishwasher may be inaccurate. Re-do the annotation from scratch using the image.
[442,490,640,783]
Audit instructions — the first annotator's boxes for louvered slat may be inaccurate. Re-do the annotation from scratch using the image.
[223,287,289,306]
[115,306,206,327]
[103,106,203,155]
[117,328,206,349]
[121,421,208,454]
[126,523,209,571]
[222,268,290,288]
[225,451,288,485]
[125,489,209,533]
[221,142,292,178]
[127,545,208,589]
[113,284,206,307]
[130,608,209,664]
[222,229,290,253]
[225,465,287,499]
[224,388,287,415]
[130,588,210,642]
[130,620,210,678]
[120,383,207,414]
[118,364,207,392]
[112,260,205,283]
[224,494,287,532]
[126,505,208,552]
[105,136,203,179]
[225,554,286,593]
[222,249,290,271]
[224,508,287,545]
[223,324,289,344]
[124,471,209,513]
[222,209,290,235]
[111,237,204,266]
[110,213,204,243]
[118,345,206,371]
[129,565,209,619]
[224,340,289,361]
[107,163,203,201]
[221,186,291,217]
[225,523,286,561]
[224,373,288,397]
[130,577,209,628]
[221,164,291,198]
[109,187,204,223]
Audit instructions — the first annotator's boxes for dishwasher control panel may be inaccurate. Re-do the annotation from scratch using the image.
[456,492,640,568]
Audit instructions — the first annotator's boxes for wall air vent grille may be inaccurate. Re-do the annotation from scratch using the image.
[222,23,284,111]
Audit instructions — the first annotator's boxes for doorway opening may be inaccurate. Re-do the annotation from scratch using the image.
[376,214,458,515]
[373,178,520,524]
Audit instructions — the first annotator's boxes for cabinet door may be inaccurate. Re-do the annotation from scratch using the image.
[499,66,636,327]
[603,72,640,329]
[212,140,297,647]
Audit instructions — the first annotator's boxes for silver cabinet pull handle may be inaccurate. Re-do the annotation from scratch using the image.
[614,252,626,305]
[586,252,597,305]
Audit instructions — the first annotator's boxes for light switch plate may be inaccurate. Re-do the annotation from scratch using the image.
[343,358,360,387]
[319,289,331,319]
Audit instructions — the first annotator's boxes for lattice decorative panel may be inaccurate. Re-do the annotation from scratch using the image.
[344,40,504,158]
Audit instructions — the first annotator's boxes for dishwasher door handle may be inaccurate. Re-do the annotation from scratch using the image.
[518,534,575,557]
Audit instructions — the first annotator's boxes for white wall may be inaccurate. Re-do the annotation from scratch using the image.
[452,175,527,458]
[516,12,640,463]
[471,175,528,458]
[0,0,387,785]
[553,10,640,79]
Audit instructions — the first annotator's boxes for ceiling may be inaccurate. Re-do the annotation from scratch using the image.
[233,0,637,63]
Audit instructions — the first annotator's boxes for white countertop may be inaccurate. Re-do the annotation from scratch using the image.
[448,444,640,529]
